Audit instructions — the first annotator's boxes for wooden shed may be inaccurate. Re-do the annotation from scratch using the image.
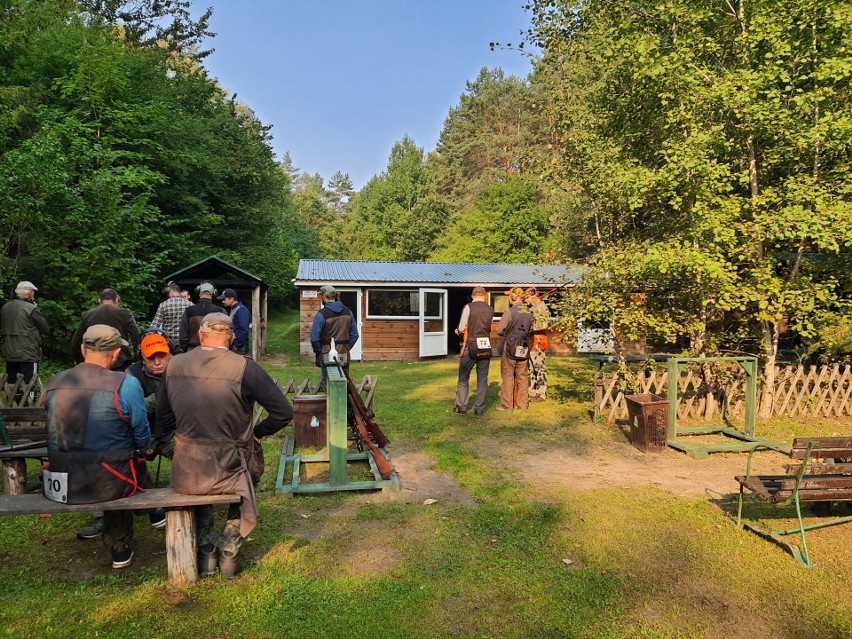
[164,255,268,359]
[294,259,594,362]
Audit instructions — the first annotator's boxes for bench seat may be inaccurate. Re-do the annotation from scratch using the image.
[0,488,240,585]
[735,437,852,567]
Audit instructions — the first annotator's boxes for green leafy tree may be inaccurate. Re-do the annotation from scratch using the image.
[431,179,547,263]
[342,135,441,261]
[528,0,851,413]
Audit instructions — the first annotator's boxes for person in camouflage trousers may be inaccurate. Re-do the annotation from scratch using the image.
[526,288,549,402]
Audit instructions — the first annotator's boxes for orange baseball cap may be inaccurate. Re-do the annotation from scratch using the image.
[140,333,170,358]
[505,287,525,297]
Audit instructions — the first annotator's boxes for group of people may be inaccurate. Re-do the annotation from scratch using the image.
[0,280,291,575]
[454,286,549,416]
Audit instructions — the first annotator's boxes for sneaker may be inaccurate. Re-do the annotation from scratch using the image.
[111,545,134,569]
[149,508,166,529]
[77,517,104,540]
[453,406,467,415]
[198,544,218,577]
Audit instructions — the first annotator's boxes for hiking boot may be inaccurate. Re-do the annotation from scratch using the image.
[111,545,134,569]
[149,508,166,529]
[474,408,484,416]
[77,517,104,540]
[198,544,218,577]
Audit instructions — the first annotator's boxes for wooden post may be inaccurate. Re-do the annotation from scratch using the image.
[327,365,348,486]
[667,359,679,442]
[2,460,27,495]
[251,285,261,360]
[261,289,268,352]
[165,509,197,586]
[594,372,603,420]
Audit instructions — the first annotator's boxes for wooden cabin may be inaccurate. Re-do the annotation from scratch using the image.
[294,259,618,362]
[164,255,268,359]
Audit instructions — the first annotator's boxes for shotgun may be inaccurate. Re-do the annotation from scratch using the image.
[343,369,390,448]
[330,359,395,479]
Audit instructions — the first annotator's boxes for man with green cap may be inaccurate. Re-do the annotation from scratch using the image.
[0,280,48,395]
[44,325,150,570]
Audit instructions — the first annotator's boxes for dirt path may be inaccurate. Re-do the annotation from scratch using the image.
[476,438,786,499]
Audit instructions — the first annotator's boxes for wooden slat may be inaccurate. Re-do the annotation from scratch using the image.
[0,407,46,421]
[784,463,852,475]
[779,476,852,491]
[0,487,239,515]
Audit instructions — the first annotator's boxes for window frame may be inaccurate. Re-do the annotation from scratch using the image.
[365,288,420,320]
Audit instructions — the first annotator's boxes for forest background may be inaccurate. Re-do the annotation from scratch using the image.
[0,1,849,403]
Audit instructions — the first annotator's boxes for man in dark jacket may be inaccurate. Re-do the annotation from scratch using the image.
[157,313,293,577]
[0,281,48,388]
[496,288,533,412]
[310,284,358,379]
[178,282,224,352]
[453,286,494,416]
[71,288,140,370]
[44,324,149,569]
[218,288,251,355]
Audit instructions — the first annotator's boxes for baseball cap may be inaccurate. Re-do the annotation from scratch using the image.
[15,281,37,292]
[140,332,170,358]
[82,325,128,351]
[199,312,234,334]
[505,287,525,297]
[472,286,487,296]
[198,282,216,295]
[319,284,337,297]
[217,287,238,300]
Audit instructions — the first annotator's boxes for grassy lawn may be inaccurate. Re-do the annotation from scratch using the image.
[1,308,850,638]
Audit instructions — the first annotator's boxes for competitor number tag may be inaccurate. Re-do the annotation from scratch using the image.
[476,337,491,349]
[43,469,69,503]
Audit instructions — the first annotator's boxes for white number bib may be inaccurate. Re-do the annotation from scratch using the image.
[43,469,69,503]
[476,337,492,349]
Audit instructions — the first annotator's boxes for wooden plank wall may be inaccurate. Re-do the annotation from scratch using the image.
[362,319,419,361]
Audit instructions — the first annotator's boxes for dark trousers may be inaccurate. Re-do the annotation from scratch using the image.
[5,361,36,383]
[456,352,491,413]
[103,510,133,549]
[197,502,243,548]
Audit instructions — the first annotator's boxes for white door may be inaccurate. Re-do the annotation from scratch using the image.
[419,288,448,357]
[336,289,362,361]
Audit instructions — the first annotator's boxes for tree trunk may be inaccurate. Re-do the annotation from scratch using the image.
[759,320,778,418]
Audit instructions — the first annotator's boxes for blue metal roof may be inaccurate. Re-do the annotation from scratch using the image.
[294,260,583,287]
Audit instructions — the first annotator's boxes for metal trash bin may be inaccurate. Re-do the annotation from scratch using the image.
[625,394,669,453]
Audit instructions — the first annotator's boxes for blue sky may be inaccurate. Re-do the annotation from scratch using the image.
[197,1,536,189]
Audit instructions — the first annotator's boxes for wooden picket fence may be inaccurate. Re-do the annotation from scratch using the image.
[595,363,851,423]
[0,373,379,423]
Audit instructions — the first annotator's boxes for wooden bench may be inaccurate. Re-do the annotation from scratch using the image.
[735,437,852,566]
[0,487,239,585]
[0,407,48,495]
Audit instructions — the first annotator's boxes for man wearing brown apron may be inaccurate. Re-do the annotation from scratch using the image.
[156,313,293,577]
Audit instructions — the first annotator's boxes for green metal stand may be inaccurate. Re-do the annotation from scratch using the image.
[274,365,401,496]
[665,356,788,459]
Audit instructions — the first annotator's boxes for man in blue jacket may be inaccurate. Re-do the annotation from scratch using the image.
[218,288,251,356]
[310,285,358,379]
[44,325,149,569]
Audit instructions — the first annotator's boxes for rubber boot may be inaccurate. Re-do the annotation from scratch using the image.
[198,544,218,577]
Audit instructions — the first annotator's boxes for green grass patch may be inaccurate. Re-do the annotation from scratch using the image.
[3,310,851,638]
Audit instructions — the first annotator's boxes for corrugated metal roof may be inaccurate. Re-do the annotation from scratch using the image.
[294,260,583,286]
